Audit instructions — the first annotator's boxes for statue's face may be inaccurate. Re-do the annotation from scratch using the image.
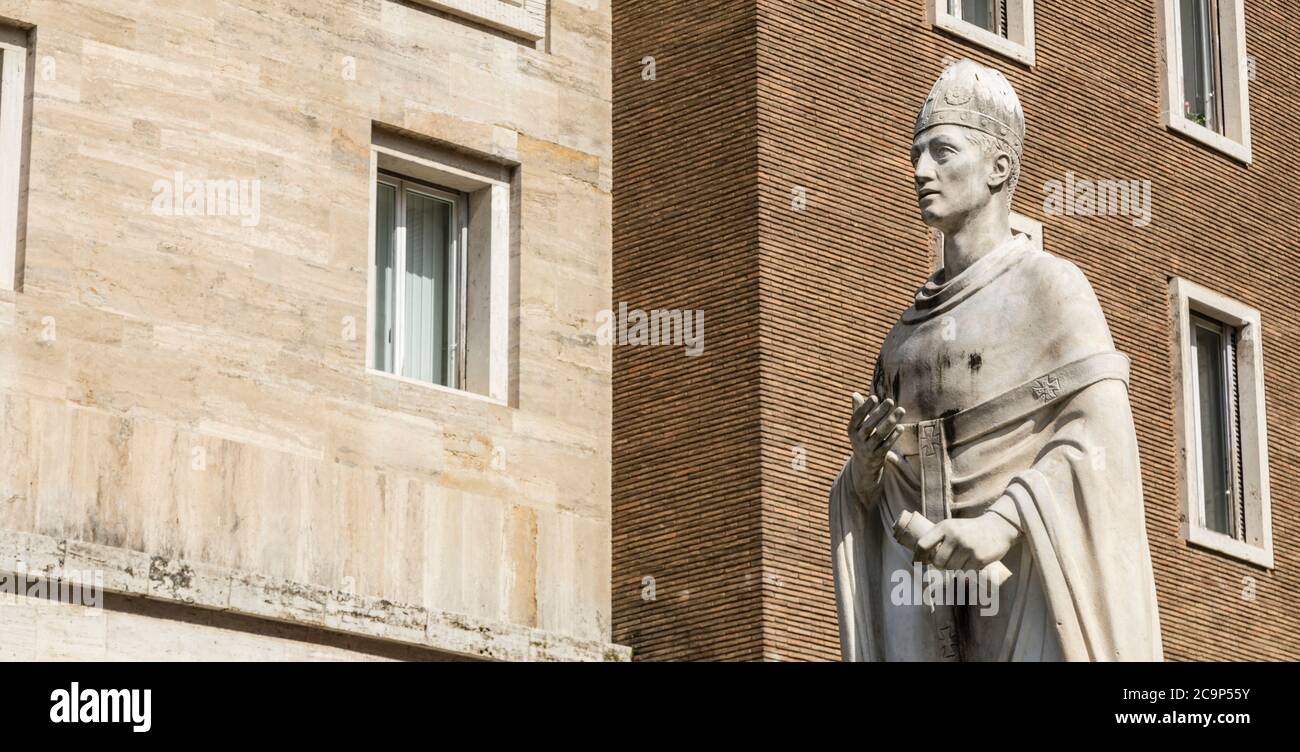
[910,124,1001,232]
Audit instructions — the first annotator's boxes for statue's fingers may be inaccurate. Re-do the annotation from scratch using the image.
[869,397,895,426]
[932,538,957,569]
[915,525,944,553]
[857,398,894,440]
[947,550,973,572]
[868,407,907,445]
[882,424,906,451]
[866,411,896,443]
[860,398,891,434]
[849,393,876,432]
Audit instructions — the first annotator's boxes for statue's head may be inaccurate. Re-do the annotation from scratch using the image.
[911,60,1024,234]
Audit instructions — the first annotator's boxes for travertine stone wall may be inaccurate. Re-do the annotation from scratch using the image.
[0,0,617,656]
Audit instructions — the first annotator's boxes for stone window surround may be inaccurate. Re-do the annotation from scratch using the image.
[0,23,32,293]
[368,128,513,405]
[928,0,1036,67]
[408,0,546,43]
[1156,0,1253,164]
[1170,277,1273,569]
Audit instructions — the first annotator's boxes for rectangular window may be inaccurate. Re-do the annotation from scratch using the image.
[1159,0,1251,162]
[1171,278,1272,568]
[367,129,513,404]
[1179,0,1224,133]
[0,24,33,293]
[1190,314,1239,538]
[372,174,465,388]
[930,0,1033,66]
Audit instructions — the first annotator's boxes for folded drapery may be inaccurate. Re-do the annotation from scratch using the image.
[830,350,1163,661]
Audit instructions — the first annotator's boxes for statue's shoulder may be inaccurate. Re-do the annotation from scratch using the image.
[1014,246,1098,299]
[1014,245,1115,353]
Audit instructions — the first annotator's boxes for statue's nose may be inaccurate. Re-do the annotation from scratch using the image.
[914,156,937,185]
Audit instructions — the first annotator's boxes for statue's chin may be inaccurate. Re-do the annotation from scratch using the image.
[918,209,945,229]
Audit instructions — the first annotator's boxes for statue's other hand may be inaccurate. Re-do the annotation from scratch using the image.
[913,513,1017,571]
[847,392,905,499]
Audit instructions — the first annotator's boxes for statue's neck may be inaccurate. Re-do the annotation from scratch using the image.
[942,207,1014,281]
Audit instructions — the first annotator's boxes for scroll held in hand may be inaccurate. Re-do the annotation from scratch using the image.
[892,510,1013,589]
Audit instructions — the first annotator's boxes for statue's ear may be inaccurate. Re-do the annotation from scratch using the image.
[987,151,1013,192]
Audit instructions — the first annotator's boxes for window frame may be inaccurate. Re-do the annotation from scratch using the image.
[1170,277,1272,568]
[1188,313,1240,539]
[372,172,468,390]
[1179,0,1226,133]
[929,0,1035,67]
[0,25,33,293]
[1158,0,1253,163]
[366,131,513,406]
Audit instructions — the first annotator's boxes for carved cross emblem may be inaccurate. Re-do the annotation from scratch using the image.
[920,425,942,457]
[1032,375,1062,402]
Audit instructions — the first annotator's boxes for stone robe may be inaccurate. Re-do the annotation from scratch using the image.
[829,234,1163,661]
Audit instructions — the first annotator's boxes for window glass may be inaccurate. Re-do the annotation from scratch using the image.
[1193,320,1235,537]
[372,176,458,388]
[957,0,999,34]
[403,190,453,386]
[1179,0,1220,132]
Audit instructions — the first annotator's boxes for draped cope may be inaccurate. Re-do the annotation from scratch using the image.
[830,238,1163,661]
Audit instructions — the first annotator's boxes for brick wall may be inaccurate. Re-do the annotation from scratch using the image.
[611,0,765,660]
[614,0,1300,661]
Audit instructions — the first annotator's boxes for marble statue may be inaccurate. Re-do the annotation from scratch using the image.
[829,60,1163,661]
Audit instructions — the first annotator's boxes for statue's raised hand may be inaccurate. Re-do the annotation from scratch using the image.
[847,393,905,500]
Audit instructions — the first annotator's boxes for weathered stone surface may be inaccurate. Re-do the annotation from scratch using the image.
[2,531,629,661]
[0,0,619,659]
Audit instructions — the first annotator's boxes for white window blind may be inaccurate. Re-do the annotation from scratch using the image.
[373,174,464,389]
